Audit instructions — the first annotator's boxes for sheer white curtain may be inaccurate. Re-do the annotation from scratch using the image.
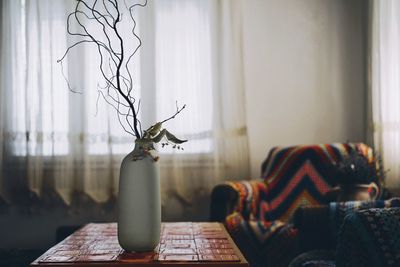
[152,0,249,218]
[369,0,400,190]
[0,0,249,217]
[0,0,126,206]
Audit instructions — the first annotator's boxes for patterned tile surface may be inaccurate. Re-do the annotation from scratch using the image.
[32,222,245,266]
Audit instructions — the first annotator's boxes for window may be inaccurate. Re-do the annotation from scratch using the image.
[155,0,213,154]
[9,0,214,157]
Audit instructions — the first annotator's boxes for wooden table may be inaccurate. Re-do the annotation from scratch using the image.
[31,222,248,267]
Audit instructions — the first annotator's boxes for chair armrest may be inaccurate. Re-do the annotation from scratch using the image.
[292,198,400,251]
[329,197,400,239]
[209,179,266,222]
[293,198,400,232]
[336,207,400,267]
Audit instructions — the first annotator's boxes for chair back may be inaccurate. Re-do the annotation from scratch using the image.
[259,143,374,222]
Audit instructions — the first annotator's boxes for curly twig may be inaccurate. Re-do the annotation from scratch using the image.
[58,0,147,138]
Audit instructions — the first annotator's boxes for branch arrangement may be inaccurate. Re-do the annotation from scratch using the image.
[58,0,187,150]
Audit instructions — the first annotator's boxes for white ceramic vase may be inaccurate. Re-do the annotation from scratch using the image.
[117,141,161,252]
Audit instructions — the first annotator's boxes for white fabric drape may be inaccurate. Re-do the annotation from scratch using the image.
[0,0,124,206]
[0,0,249,217]
[369,0,400,189]
[153,0,249,218]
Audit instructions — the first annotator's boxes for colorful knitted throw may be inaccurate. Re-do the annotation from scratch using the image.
[261,143,374,222]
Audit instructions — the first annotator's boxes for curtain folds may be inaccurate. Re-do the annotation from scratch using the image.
[154,0,250,218]
[0,0,249,218]
[1,0,122,207]
[369,0,400,190]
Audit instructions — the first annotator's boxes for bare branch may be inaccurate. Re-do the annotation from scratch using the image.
[78,0,114,28]
[59,60,83,94]
[124,0,147,96]
[59,0,149,138]
[160,103,187,125]
[102,0,116,22]
[111,0,142,137]
[98,91,135,137]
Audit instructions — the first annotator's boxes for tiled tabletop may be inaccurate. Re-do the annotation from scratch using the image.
[31,222,248,267]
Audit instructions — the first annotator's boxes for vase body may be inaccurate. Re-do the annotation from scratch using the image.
[117,142,161,252]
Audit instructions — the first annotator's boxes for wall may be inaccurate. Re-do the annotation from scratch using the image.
[242,0,368,178]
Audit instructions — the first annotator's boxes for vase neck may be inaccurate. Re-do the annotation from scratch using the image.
[133,140,154,152]
[130,139,158,161]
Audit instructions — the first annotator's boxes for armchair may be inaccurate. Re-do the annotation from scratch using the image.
[210,143,381,267]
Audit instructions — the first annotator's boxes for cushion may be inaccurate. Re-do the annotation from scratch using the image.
[336,207,400,267]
